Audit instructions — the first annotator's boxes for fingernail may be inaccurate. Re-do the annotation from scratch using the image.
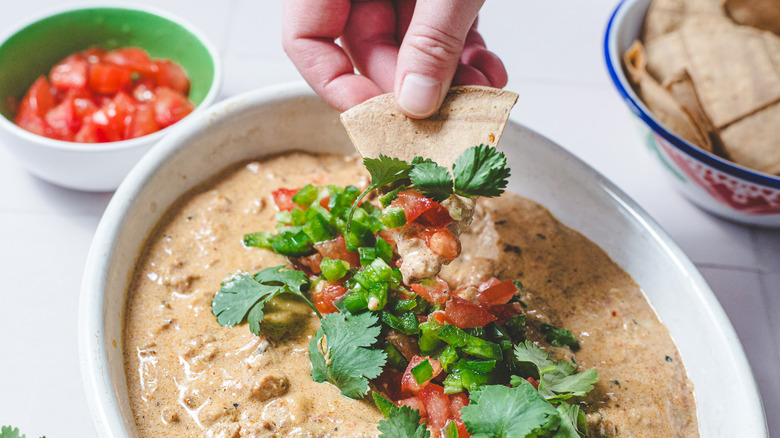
[398,73,442,118]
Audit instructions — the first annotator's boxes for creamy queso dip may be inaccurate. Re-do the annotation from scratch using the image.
[123,152,698,438]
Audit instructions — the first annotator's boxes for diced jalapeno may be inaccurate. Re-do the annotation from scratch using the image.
[303,213,336,242]
[320,257,350,281]
[243,231,272,249]
[379,207,407,229]
[269,230,313,257]
[411,359,434,384]
[292,184,318,208]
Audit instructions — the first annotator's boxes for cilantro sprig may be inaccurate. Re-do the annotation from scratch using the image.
[373,393,431,438]
[308,312,387,398]
[0,426,45,438]
[212,266,319,335]
[460,382,561,437]
[349,145,510,224]
[512,341,598,402]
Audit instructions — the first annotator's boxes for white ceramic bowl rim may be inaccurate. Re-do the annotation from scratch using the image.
[603,0,780,190]
[0,1,222,154]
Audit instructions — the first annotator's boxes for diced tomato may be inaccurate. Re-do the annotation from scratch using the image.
[313,281,347,314]
[411,277,450,305]
[449,393,469,420]
[14,108,48,137]
[419,384,451,432]
[272,188,298,211]
[313,236,360,268]
[391,190,451,225]
[126,102,158,139]
[319,196,330,210]
[402,356,443,395]
[428,310,447,324]
[132,80,156,102]
[152,86,194,128]
[398,396,428,419]
[444,296,497,328]
[477,279,517,307]
[44,97,78,140]
[23,76,55,117]
[49,54,89,90]
[104,47,157,74]
[88,62,133,95]
[74,116,99,143]
[82,47,107,63]
[90,92,136,142]
[489,302,524,325]
[477,277,501,292]
[418,203,453,227]
[155,59,190,95]
[14,77,57,137]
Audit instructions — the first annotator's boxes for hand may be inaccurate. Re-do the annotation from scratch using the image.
[282,0,508,118]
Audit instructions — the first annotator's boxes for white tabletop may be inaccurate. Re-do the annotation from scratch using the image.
[1,1,778,436]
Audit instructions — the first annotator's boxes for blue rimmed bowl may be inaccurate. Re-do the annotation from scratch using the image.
[604,0,780,227]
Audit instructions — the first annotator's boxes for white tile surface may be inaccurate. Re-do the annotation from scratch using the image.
[0,0,777,436]
[700,267,780,437]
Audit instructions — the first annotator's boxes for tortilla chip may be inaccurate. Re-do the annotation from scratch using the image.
[625,41,711,149]
[643,0,727,41]
[725,0,780,36]
[340,86,518,168]
[644,31,691,84]
[719,102,780,175]
[665,71,715,152]
[682,24,780,128]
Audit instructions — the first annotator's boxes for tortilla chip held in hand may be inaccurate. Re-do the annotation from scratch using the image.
[340,86,518,167]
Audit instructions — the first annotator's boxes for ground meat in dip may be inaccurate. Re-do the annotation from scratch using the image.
[123,152,698,437]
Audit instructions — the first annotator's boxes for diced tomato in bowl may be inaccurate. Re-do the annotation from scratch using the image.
[12,47,195,144]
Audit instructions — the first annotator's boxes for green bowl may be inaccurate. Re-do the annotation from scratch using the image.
[0,6,221,191]
[0,6,219,120]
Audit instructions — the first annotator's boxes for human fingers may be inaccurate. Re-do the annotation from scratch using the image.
[394,0,485,118]
[459,26,508,87]
[341,0,400,92]
[282,0,384,110]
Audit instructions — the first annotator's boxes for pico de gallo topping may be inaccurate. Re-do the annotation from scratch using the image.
[12,47,194,142]
[212,146,599,438]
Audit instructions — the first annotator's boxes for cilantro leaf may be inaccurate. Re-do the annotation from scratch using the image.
[0,426,44,438]
[461,382,560,437]
[309,312,387,398]
[513,342,598,402]
[552,403,587,438]
[349,156,413,226]
[452,145,510,198]
[378,404,431,438]
[373,393,431,438]
[542,367,599,402]
[541,324,580,351]
[0,427,23,438]
[212,266,315,335]
[409,162,454,202]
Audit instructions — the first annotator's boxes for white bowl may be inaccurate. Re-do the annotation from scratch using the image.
[0,5,222,192]
[79,83,768,436]
[604,0,780,227]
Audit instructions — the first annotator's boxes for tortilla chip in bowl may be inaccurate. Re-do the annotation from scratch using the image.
[605,0,780,227]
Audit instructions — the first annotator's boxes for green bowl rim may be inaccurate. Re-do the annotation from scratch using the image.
[0,3,222,153]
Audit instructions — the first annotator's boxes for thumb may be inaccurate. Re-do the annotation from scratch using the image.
[395,0,485,118]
